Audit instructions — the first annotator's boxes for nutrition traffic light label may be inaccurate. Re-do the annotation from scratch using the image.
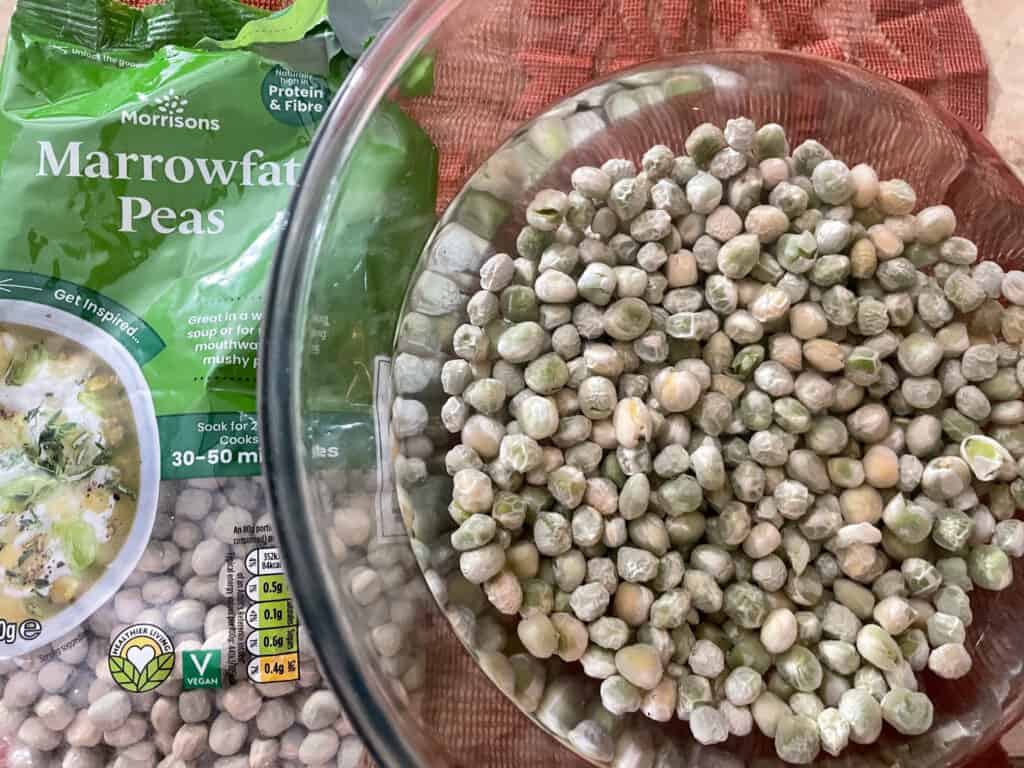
[244,547,300,683]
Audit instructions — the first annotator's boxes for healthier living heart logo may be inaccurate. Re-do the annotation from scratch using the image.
[108,624,175,693]
[126,645,156,671]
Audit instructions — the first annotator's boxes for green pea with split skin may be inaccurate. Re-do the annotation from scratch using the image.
[818,708,851,757]
[839,689,883,745]
[604,298,652,341]
[845,346,881,387]
[718,233,761,279]
[775,714,820,765]
[969,545,1013,591]
[523,355,567,396]
[961,435,1014,482]
[686,123,727,167]
[882,494,933,544]
[723,582,768,630]
[776,646,823,693]
[856,625,903,673]
[881,687,934,736]
[932,509,974,552]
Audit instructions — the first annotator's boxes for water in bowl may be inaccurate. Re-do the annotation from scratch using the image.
[392,53,1024,768]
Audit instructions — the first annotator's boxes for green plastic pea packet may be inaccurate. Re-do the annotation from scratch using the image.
[0,0,346,657]
[0,0,436,760]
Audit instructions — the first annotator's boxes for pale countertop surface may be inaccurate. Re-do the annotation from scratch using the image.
[1,0,1023,756]
[0,0,9,48]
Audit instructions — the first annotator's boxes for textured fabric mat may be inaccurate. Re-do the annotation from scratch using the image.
[405,0,988,207]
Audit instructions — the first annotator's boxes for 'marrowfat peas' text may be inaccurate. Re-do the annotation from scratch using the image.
[36,141,302,234]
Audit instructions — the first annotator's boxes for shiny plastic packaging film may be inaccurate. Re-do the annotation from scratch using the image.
[0,0,431,764]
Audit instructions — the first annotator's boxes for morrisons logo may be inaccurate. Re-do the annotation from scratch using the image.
[121,89,222,132]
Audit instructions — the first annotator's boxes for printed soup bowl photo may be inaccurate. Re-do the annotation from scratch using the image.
[0,300,159,656]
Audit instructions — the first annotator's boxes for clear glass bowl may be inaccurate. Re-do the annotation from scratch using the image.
[259,3,1024,767]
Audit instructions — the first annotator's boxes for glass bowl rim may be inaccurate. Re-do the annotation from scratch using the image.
[259,8,1024,763]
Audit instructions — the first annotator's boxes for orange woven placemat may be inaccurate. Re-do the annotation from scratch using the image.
[405,0,988,207]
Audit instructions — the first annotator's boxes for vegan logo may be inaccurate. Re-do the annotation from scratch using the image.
[108,624,175,693]
[182,649,222,690]
[121,88,222,132]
